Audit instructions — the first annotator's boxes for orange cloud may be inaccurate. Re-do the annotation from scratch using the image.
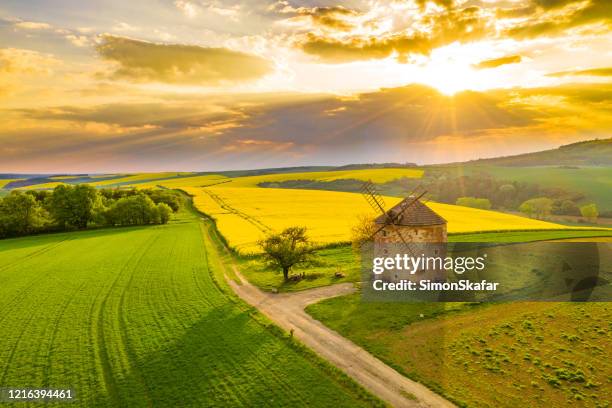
[96,35,273,85]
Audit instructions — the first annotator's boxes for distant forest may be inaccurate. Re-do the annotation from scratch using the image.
[261,170,606,218]
[0,186,183,239]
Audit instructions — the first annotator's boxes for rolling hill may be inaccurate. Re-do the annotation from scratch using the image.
[457,138,612,167]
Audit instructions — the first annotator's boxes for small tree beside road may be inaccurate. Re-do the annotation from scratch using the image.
[258,227,316,281]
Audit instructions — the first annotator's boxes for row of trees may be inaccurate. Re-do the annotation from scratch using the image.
[455,195,599,221]
[518,198,599,221]
[421,172,585,212]
[0,185,182,239]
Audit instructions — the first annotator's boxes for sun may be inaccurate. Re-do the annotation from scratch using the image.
[416,43,504,95]
[419,59,483,95]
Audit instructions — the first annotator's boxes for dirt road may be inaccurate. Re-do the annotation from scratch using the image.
[227,271,455,408]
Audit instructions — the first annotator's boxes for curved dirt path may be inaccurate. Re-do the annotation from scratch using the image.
[227,270,455,408]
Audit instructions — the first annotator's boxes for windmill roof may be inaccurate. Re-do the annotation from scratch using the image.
[374,197,447,227]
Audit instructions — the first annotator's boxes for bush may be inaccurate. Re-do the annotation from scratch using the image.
[579,203,598,222]
[519,197,553,219]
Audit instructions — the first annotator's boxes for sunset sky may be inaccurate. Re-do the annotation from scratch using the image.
[1,0,611,172]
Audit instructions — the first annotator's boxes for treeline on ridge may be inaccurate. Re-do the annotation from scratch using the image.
[0,185,183,239]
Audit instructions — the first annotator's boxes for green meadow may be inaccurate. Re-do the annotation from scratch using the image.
[0,205,380,407]
[307,299,611,407]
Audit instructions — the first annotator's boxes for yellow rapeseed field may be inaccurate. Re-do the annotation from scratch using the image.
[189,186,566,253]
[0,179,23,188]
[18,182,67,190]
[88,172,196,187]
[146,174,228,189]
[212,168,424,188]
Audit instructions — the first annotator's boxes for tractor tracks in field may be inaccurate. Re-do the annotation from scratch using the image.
[226,271,456,408]
[0,239,73,325]
[94,233,159,407]
[202,189,272,234]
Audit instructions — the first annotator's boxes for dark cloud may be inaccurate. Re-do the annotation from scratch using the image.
[19,103,244,129]
[269,2,361,32]
[96,35,272,85]
[299,32,432,63]
[295,0,610,63]
[298,6,489,63]
[6,84,611,171]
[547,67,612,77]
[505,0,612,39]
[532,0,582,10]
[306,6,358,31]
[474,55,522,69]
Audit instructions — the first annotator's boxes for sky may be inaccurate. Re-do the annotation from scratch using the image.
[0,0,611,172]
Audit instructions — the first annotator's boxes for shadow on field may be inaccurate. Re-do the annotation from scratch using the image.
[89,304,300,407]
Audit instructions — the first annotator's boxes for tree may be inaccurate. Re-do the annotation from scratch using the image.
[519,197,553,219]
[350,214,376,253]
[498,184,516,208]
[456,197,492,210]
[47,184,100,229]
[558,200,579,216]
[156,203,172,224]
[0,191,48,237]
[580,203,598,222]
[105,195,159,226]
[258,227,316,281]
[145,190,182,212]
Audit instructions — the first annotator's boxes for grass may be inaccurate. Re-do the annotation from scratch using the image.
[307,298,612,407]
[450,229,612,242]
[0,204,382,407]
[238,245,362,292]
[186,186,577,253]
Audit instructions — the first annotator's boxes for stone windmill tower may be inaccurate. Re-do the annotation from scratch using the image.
[361,182,447,283]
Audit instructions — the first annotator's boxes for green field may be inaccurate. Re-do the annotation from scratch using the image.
[450,229,612,242]
[439,165,612,211]
[0,206,380,407]
[307,298,611,407]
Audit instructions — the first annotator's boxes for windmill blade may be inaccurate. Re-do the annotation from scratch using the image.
[360,181,386,215]
[366,189,427,241]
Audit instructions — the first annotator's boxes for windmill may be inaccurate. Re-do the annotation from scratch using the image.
[360,181,429,257]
